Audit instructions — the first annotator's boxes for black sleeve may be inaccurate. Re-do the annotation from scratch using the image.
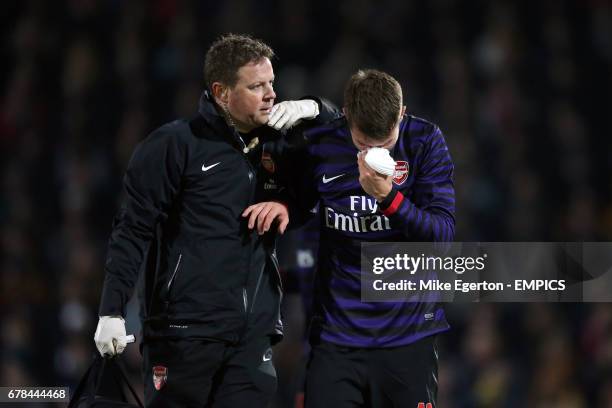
[258,95,337,228]
[265,135,319,229]
[281,96,337,219]
[99,125,187,317]
[251,96,340,146]
[300,95,341,125]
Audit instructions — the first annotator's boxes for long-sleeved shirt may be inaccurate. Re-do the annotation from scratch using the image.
[275,114,455,348]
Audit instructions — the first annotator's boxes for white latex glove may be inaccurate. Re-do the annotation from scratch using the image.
[94,316,135,357]
[267,100,319,131]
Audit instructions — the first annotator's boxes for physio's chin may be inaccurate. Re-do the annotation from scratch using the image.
[254,114,270,127]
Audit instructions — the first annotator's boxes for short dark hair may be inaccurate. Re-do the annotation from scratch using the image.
[204,33,274,91]
[344,69,403,140]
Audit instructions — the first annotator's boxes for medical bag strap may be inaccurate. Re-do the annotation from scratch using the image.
[109,358,144,408]
[67,354,104,408]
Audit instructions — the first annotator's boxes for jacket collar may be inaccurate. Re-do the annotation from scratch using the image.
[196,90,254,153]
[198,90,235,135]
[197,90,281,147]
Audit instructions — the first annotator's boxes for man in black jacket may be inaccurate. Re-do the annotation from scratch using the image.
[93,34,327,408]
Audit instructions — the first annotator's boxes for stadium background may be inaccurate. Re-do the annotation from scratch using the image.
[2,0,612,406]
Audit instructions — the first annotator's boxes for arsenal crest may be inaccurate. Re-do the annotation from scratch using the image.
[393,161,409,185]
[153,365,168,390]
[261,151,275,173]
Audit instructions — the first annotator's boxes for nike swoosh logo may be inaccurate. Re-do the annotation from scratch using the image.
[202,162,221,172]
[322,174,345,184]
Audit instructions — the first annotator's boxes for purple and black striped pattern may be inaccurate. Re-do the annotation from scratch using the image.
[293,115,455,348]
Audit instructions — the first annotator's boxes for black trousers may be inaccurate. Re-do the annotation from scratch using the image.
[142,336,277,408]
[304,336,438,408]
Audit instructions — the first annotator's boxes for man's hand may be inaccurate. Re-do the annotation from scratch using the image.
[267,100,319,131]
[242,201,289,235]
[94,316,134,357]
[357,151,393,202]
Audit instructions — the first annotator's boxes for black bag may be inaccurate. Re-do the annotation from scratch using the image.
[68,354,144,408]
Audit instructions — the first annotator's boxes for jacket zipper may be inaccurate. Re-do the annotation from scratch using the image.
[167,254,182,291]
[236,132,257,327]
[269,250,283,291]
[250,265,265,313]
[242,167,256,317]
[269,250,283,333]
[242,288,248,312]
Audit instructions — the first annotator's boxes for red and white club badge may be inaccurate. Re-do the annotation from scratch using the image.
[393,161,409,185]
[153,366,168,390]
[261,151,275,174]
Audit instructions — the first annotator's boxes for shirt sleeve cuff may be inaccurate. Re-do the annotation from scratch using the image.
[379,190,405,216]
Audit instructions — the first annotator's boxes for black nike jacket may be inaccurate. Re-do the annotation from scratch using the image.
[98,91,334,344]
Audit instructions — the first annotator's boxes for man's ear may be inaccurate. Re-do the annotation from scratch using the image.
[211,82,229,104]
[400,105,406,117]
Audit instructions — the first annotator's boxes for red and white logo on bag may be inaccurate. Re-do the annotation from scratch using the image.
[417,403,433,408]
[393,161,409,185]
[153,365,168,390]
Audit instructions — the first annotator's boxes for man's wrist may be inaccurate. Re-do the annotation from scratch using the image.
[375,185,394,203]
[377,189,398,208]
[272,200,289,212]
[99,315,124,321]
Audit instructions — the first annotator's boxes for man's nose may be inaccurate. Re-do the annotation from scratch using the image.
[264,84,276,100]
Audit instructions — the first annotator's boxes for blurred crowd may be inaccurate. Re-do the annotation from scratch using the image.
[1,0,611,406]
